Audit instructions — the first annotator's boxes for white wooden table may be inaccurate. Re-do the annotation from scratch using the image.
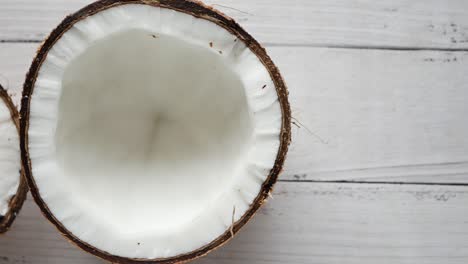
[1,1,468,263]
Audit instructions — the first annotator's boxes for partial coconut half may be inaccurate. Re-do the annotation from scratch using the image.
[0,84,27,234]
[21,0,290,262]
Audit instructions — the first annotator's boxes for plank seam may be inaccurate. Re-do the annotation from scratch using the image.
[279,179,468,186]
[3,39,468,52]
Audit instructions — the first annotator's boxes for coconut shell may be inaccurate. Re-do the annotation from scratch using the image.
[20,0,291,262]
[0,84,28,234]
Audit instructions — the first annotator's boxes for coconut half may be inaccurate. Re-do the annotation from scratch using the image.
[0,84,27,234]
[21,0,290,262]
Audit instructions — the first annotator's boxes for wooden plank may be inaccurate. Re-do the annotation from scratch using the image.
[1,43,468,183]
[279,47,468,183]
[0,44,36,106]
[2,0,468,49]
[1,182,468,264]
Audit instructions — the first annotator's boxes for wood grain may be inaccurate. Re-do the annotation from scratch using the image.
[1,43,467,183]
[1,182,468,264]
[2,0,468,49]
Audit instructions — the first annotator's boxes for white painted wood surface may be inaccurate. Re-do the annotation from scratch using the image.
[3,0,468,49]
[1,0,468,263]
[3,183,468,264]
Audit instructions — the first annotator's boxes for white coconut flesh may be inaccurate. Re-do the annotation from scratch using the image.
[29,4,282,259]
[0,95,21,218]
